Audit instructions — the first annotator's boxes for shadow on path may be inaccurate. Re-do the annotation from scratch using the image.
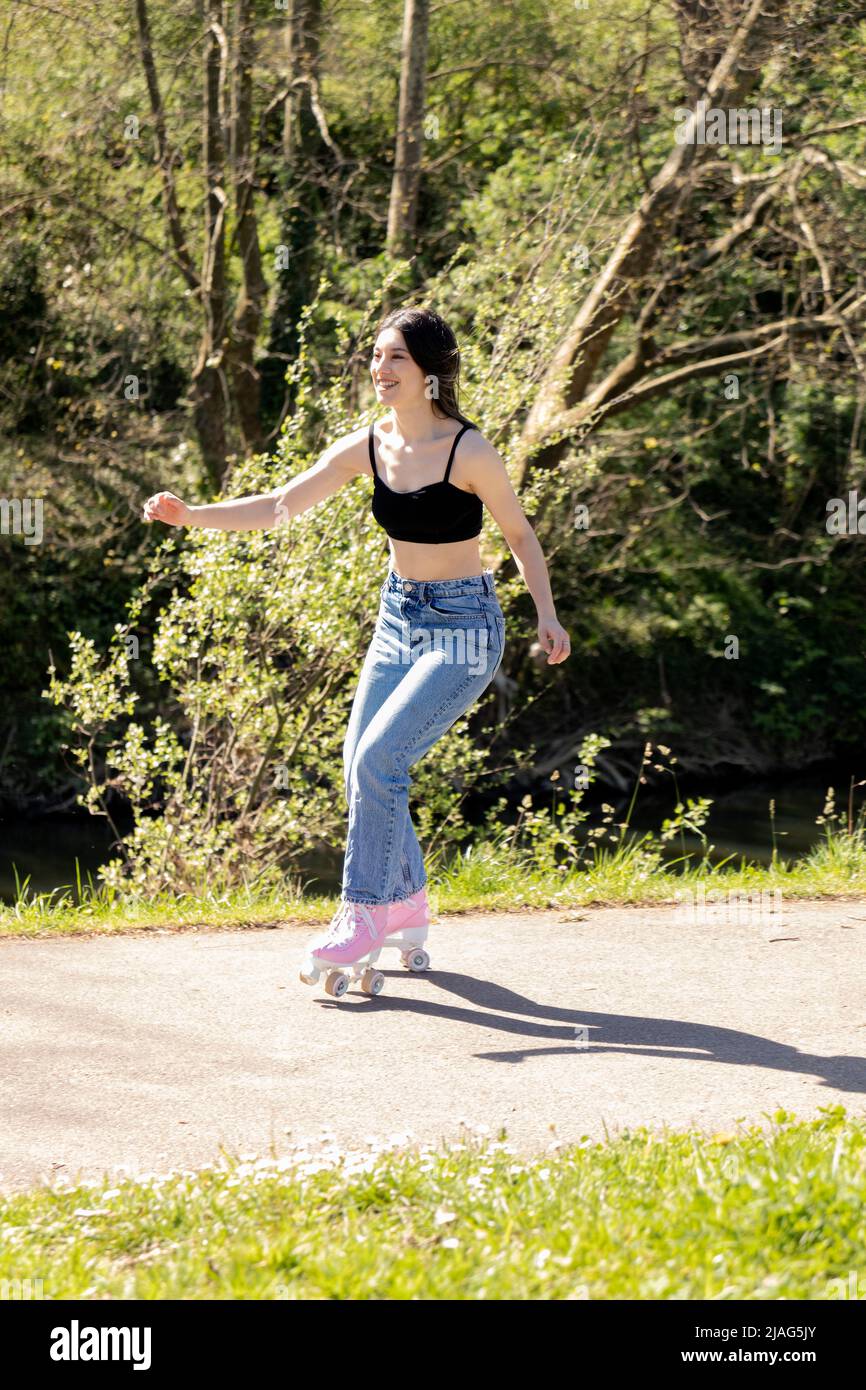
[320,969,866,1093]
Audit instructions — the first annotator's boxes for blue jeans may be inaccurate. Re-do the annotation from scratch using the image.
[341,569,506,905]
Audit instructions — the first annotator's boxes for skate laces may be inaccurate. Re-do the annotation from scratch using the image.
[324,901,371,947]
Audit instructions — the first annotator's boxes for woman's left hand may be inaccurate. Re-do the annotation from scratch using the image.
[536,618,571,664]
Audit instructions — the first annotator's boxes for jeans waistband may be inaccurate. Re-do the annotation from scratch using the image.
[385,569,496,599]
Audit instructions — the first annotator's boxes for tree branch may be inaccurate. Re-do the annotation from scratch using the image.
[133,0,199,291]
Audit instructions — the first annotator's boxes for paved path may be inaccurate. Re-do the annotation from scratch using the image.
[1,900,865,1192]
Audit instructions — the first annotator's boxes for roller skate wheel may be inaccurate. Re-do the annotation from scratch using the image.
[401,948,430,972]
[360,967,385,995]
[324,970,350,998]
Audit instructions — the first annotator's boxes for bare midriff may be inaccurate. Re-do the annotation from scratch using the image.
[388,536,486,581]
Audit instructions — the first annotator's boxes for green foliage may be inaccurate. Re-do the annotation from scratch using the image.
[3,0,866,856]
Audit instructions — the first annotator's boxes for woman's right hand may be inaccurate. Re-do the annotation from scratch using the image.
[142,491,192,527]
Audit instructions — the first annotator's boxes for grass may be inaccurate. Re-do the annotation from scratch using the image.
[1,1107,863,1300]
[4,746,865,934]
[2,816,866,938]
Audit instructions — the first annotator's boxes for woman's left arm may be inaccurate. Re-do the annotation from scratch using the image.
[469,436,571,665]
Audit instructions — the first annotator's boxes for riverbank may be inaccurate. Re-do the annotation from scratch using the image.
[4,768,865,905]
[2,823,865,937]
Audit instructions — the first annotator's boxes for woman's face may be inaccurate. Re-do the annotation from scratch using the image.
[370,328,426,407]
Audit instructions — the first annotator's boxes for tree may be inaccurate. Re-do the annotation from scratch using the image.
[134,0,266,486]
[516,0,866,492]
[386,0,431,260]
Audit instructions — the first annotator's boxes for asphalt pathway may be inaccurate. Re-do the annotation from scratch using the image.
[1,900,865,1192]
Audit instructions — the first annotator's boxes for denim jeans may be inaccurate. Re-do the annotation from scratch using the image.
[341,569,506,905]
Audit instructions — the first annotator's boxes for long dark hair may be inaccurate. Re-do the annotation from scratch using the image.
[373,306,472,425]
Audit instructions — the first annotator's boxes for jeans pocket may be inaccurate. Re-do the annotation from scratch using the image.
[427,594,484,617]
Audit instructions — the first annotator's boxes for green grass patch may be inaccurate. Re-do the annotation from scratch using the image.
[1,1107,863,1300]
[2,819,866,937]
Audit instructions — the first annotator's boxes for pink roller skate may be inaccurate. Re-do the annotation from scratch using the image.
[384,887,431,974]
[300,900,392,998]
[299,889,431,998]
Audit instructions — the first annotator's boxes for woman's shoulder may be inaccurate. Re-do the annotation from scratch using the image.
[321,424,377,478]
[450,424,510,495]
[453,420,498,462]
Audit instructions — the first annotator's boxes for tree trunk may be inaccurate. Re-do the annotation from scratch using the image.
[227,0,266,457]
[260,0,324,434]
[191,0,230,490]
[386,0,430,260]
[282,0,322,165]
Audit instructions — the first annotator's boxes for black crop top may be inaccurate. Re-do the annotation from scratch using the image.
[369,420,484,544]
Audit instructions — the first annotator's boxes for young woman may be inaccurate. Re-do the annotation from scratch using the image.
[143,307,570,996]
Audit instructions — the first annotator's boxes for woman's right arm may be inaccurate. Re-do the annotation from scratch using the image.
[142,430,368,531]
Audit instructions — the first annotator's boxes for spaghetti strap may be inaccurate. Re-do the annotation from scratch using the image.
[442,422,475,484]
[368,422,378,477]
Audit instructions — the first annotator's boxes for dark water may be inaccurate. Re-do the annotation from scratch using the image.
[1,775,862,905]
[627,778,861,865]
[0,812,122,904]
